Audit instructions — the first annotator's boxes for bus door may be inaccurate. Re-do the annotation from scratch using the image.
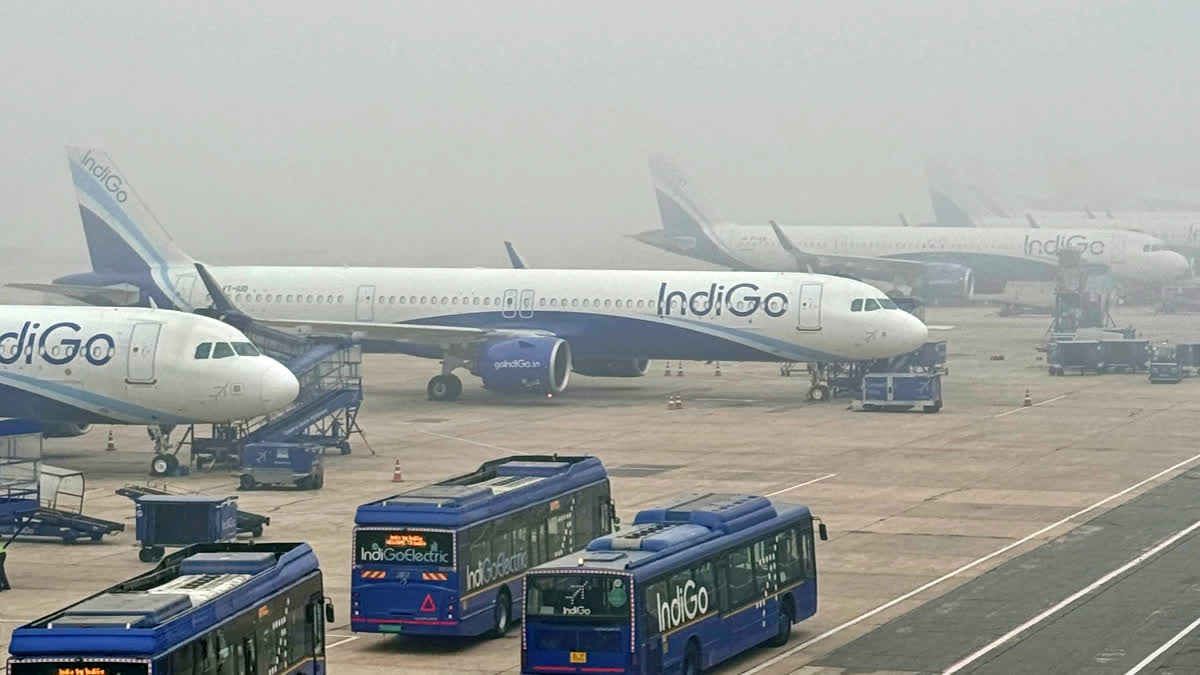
[126,322,161,384]
[796,283,822,331]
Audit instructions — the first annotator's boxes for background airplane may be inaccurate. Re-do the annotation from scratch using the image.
[17,146,929,403]
[630,157,1191,297]
[0,306,299,439]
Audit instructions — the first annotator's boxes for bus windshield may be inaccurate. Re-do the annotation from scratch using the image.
[355,528,454,566]
[526,573,631,621]
[9,661,150,675]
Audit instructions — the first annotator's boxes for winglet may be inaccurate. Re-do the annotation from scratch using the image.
[1025,213,1041,229]
[504,241,529,269]
[193,263,240,316]
[768,220,817,272]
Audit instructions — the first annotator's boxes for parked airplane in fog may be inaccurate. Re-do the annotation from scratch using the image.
[18,146,929,402]
[631,158,1191,296]
[0,306,299,437]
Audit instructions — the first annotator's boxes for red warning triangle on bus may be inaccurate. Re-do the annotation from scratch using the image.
[419,593,437,613]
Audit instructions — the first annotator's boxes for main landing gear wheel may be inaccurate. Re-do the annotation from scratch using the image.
[150,454,178,477]
[427,374,463,402]
[807,384,831,402]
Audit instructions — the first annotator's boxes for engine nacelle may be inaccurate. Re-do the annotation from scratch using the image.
[42,423,93,438]
[919,263,975,303]
[476,337,572,395]
[572,358,650,378]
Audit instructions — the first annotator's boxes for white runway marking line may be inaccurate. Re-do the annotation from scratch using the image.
[993,393,1069,418]
[326,635,360,650]
[0,618,31,623]
[1123,615,1200,675]
[738,449,1200,675]
[407,427,518,453]
[943,518,1200,674]
[765,474,837,497]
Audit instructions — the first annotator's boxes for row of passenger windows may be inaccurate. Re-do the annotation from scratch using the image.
[850,297,900,312]
[194,341,262,360]
[232,291,664,311]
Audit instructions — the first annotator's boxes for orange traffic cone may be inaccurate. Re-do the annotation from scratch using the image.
[392,459,404,482]
[105,429,116,452]
[714,361,722,377]
[664,361,673,377]
[676,362,684,377]
[675,394,684,409]
[1023,388,1032,407]
[666,395,675,410]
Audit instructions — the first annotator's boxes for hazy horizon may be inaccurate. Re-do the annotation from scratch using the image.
[3,1,1197,286]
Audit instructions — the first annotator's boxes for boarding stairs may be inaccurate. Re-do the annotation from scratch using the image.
[170,322,365,474]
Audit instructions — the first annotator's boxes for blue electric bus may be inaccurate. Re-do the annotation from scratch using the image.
[6,542,334,675]
[351,454,616,638]
[522,493,828,675]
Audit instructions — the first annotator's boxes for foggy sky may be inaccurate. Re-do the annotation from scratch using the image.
[2,1,1198,284]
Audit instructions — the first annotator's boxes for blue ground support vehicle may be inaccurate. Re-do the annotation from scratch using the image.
[0,419,41,591]
[522,493,828,675]
[1048,339,1104,375]
[351,454,616,638]
[238,441,325,491]
[1149,343,1184,384]
[6,542,335,675]
[862,372,943,413]
[135,495,238,562]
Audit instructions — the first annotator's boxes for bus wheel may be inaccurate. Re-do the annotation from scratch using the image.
[489,590,511,638]
[767,600,794,647]
[682,640,703,675]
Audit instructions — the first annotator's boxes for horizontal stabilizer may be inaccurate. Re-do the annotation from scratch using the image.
[5,282,141,306]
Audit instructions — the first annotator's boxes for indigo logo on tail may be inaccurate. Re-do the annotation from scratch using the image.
[79,149,129,203]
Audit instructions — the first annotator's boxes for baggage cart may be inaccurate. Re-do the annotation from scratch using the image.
[134,495,238,563]
[1048,340,1103,375]
[862,372,943,413]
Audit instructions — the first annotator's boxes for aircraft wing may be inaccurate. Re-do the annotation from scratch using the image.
[767,221,926,280]
[259,318,553,346]
[5,282,142,306]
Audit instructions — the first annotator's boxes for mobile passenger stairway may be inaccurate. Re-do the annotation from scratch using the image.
[153,321,365,476]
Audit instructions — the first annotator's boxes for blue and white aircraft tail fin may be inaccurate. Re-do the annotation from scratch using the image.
[65,146,196,309]
[643,155,742,268]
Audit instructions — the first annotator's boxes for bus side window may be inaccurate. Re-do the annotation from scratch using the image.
[513,524,529,567]
[643,579,668,634]
[241,635,257,675]
[493,526,513,570]
[547,511,572,558]
[693,560,716,607]
[529,517,545,565]
[308,597,325,655]
[775,529,803,586]
[725,546,757,608]
[752,540,774,594]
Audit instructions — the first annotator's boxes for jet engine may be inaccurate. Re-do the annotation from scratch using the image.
[41,423,93,438]
[475,337,572,395]
[918,263,975,303]
[572,358,650,378]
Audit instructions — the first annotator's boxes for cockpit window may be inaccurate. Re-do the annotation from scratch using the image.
[212,342,235,359]
[194,342,212,359]
[851,299,863,312]
[878,298,899,310]
[864,299,881,311]
[232,342,261,357]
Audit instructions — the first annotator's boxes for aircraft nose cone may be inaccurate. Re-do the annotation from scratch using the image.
[899,312,930,353]
[1165,252,1192,280]
[260,360,300,412]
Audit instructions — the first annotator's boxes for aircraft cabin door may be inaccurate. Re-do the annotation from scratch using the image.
[796,283,822,331]
[502,289,518,319]
[518,289,535,318]
[355,285,376,321]
[126,322,162,384]
[1109,233,1126,264]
